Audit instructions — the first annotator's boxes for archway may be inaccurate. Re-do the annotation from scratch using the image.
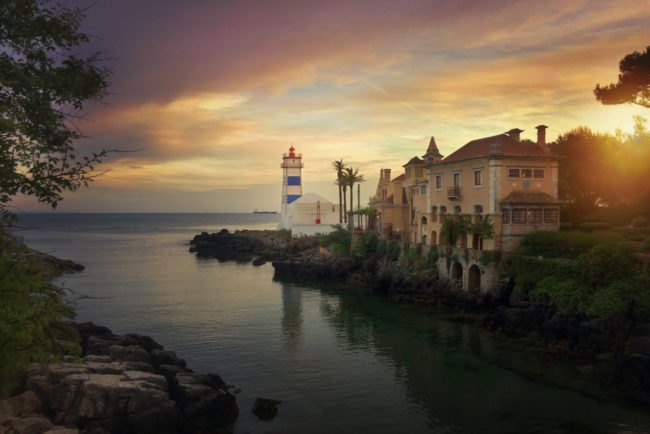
[431,230,437,245]
[451,262,463,284]
[468,265,481,292]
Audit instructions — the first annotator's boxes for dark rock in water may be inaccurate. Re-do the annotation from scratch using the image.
[252,257,266,266]
[252,397,282,421]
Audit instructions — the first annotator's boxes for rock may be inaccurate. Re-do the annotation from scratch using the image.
[109,345,151,363]
[252,257,266,266]
[4,416,54,434]
[5,322,239,433]
[252,398,281,421]
[171,373,238,432]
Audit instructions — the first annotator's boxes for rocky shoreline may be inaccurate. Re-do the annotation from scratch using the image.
[1,245,241,434]
[191,229,650,407]
[0,321,238,434]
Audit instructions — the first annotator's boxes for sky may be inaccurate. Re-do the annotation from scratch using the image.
[14,0,650,213]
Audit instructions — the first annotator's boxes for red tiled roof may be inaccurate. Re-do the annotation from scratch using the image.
[500,190,560,204]
[403,156,424,167]
[443,133,551,163]
[392,174,405,182]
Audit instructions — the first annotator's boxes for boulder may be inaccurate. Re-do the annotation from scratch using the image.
[252,398,282,421]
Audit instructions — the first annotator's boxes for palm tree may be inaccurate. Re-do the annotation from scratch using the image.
[331,159,346,223]
[345,167,365,227]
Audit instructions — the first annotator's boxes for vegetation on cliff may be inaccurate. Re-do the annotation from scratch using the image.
[0,227,79,387]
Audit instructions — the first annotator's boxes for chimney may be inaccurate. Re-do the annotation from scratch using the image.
[383,168,391,182]
[506,128,523,141]
[536,125,548,147]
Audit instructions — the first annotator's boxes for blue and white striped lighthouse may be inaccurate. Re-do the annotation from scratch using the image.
[279,146,303,229]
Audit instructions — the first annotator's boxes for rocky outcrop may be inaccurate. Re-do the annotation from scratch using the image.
[189,229,321,264]
[1,322,238,434]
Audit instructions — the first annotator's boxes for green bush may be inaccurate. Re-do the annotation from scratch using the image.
[641,237,650,253]
[559,222,572,231]
[578,222,612,232]
[518,231,618,259]
[354,233,379,259]
[386,241,400,262]
[0,239,74,387]
[427,248,439,265]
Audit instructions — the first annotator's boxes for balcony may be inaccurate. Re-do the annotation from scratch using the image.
[447,186,462,199]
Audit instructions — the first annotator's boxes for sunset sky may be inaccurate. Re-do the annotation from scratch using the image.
[15,0,650,213]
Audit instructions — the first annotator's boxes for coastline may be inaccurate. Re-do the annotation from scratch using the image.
[191,228,650,408]
[0,248,239,434]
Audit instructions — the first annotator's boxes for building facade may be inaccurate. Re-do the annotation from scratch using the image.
[371,125,561,292]
[369,169,408,240]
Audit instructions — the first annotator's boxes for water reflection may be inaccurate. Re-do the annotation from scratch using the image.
[308,287,650,434]
[281,283,303,350]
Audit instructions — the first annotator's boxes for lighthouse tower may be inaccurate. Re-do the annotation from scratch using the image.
[279,145,303,229]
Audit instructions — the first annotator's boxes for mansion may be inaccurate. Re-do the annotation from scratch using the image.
[370,126,561,291]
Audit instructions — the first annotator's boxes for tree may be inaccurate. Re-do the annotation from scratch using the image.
[345,167,364,227]
[0,0,111,222]
[594,46,650,108]
[331,159,345,223]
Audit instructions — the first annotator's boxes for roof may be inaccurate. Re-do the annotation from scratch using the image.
[382,194,394,204]
[392,173,405,182]
[424,136,443,158]
[500,190,561,205]
[403,156,424,167]
[443,133,551,164]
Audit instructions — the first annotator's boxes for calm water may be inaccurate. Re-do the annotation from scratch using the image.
[13,213,650,434]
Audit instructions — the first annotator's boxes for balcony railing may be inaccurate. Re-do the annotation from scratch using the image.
[447,186,461,199]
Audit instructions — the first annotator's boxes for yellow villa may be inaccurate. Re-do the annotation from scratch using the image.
[372,125,561,291]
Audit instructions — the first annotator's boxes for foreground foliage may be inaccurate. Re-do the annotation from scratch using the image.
[0,0,111,222]
[0,229,74,386]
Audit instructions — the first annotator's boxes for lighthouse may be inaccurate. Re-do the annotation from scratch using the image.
[279,146,303,229]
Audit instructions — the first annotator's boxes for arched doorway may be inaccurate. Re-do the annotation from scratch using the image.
[451,262,463,285]
[468,265,481,292]
[431,230,437,246]
[420,216,428,244]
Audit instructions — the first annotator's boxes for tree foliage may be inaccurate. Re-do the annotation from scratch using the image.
[0,0,111,222]
[594,46,650,108]
[552,121,650,222]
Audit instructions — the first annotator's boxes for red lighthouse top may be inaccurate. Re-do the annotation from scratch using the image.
[288,146,296,157]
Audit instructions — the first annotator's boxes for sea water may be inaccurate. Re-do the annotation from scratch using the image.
[13,213,650,433]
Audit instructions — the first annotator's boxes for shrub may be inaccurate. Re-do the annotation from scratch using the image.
[578,222,612,232]
[0,238,75,387]
[631,216,649,228]
[427,248,439,265]
[386,241,400,262]
[518,231,618,259]
[354,233,379,259]
[641,237,650,253]
[559,222,572,231]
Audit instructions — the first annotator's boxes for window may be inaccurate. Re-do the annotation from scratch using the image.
[454,205,461,214]
[432,206,438,222]
[420,185,426,195]
[521,169,532,179]
[435,174,442,189]
[508,168,520,178]
[452,171,461,187]
[473,169,482,186]
[440,206,447,222]
[512,208,526,224]
[503,209,511,224]
[534,169,545,179]
[544,208,559,224]
[528,208,542,224]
